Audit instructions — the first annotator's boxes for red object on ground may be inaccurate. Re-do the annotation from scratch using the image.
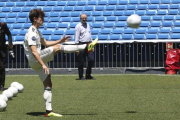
[165,49,180,74]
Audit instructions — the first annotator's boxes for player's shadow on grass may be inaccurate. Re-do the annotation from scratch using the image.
[26,112,45,116]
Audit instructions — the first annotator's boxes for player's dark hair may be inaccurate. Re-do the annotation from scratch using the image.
[29,9,45,23]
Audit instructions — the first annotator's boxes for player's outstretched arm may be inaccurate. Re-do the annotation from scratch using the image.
[41,36,71,47]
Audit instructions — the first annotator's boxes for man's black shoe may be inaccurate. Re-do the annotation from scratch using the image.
[80,77,86,80]
[85,76,95,80]
[0,85,4,91]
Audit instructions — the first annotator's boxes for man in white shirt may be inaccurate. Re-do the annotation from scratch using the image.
[23,9,98,117]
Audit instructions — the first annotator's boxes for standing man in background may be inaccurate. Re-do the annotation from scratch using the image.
[0,22,14,91]
[75,13,97,80]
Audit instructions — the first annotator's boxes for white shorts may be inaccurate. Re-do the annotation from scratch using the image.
[28,47,54,82]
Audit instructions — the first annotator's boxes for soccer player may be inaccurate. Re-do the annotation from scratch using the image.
[23,9,98,117]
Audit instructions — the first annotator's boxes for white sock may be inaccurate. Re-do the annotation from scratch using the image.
[60,44,87,53]
[44,87,52,111]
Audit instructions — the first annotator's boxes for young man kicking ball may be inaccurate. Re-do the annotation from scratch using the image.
[23,9,98,117]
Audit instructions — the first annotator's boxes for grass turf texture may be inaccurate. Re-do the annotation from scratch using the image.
[1,74,180,120]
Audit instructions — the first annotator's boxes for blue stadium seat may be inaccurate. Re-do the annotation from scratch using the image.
[0,18,5,22]
[141,16,151,21]
[129,0,139,4]
[60,12,70,17]
[150,21,161,28]
[108,1,118,5]
[53,7,63,12]
[51,36,62,41]
[168,10,179,15]
[18,13,28,18]
[17,18,27,23]
[12,24,23,30]
[72,17,80,23]
[175,16,180,21]
[106,6,115,11]
[98,1,107,5]
[42,30,53,35]
[15,36,25,42]
[148,5,159,10]
[71,12,80,17]
[164,16,174,21]
[135,10,146,16]
[118,16,128,21]
[134,34,145,40]
[139,21,150,29]
[67,1,76,6]
[49,18,59,23]
[69,23,77,29]
[87,1,97,6]
[116,5,126,11]
[104,22,114,29]
[23,23,31,30]
[114,11,124,16]
[92,12,102,17]
[43,7,52,12]
[157,11,167,16]
[158,34,169,39]
[174,22,180,27]
[7,13,17,18]
[137,5,148,10]
[100,29,111,35]
[169,4,179,10]
[106,16,117,22]
[171,0,180,4]
[6,2,15,7]
[92,35,97,40]
[74,6,84,11]
[161,0,170,4]
[147,28,159,33]
[0,13,7,18]
[110,35,121,40]
[170,34,180,39]
[92,23,102,30]
[124,29,134,34]
[152,16,163,21]
[103,11,112,16]
[95,6,105,11]
[54,30,64,35]
[77,1,86,6]
[98,35,109,41]
[2,8,11,13]
[0,3,5,7]
[58,23,68,30]
[136,29,147,34]
[26,2,35,7]
[60,17,71,23]
[159,5,169,10]
[12,8,21,13]
[65,30,75,35]
[91,29,99,35]
[19,30,27,36]
[11,31,19,36]
[84,6,94,11]
[43,36,49,41]
[50,13,59,17]
[172,28,180,33]
[16,2,25,7]
[122,34,133,40]
[112,29,124,34]
[95,17,104,23]
[150,0,160,4]
[6,18,16,24]
[37,1,46,7]
[47,1,56,7]
[146,11,156,16]
[146,34,157,39]
[159,28,171,34]
[127,5,136,10]
[124,11,135,16]
[22,8,31,12]
[64,7,73,12]
[119,0,128,5]
[162,21,173,28]
[57,1,66,6]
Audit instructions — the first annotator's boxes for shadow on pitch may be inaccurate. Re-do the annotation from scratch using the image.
[26,112,45,116]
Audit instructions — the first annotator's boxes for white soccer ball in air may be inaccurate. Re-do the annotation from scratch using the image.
[16,84,24,93]
[0,94,8,102]
[2,90,13,99]
[127,14,141,28]
[0,99,7,112]
[8,87,18,97]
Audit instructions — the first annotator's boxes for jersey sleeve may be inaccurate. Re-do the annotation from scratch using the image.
[27,28,37,46]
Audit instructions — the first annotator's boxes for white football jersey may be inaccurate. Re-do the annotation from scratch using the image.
[23,26,43,59]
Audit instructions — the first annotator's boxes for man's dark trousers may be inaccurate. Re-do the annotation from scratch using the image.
[0,49,6,87]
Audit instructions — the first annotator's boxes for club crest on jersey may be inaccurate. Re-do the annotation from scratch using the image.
[32,28,35,32]
[32,36,36,41]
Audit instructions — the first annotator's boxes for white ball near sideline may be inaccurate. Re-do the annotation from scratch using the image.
[127,14,141,28]
[16,84,24,93]
[0,99,7,112]
[2,90,13,99]
[0,94,8,102]
[10,82,20,88]
[8,87,18,97]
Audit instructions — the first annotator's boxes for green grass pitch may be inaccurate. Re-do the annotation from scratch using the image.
[1,74,180,120]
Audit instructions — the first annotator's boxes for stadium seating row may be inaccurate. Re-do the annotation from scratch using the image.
[1,0,180,6]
